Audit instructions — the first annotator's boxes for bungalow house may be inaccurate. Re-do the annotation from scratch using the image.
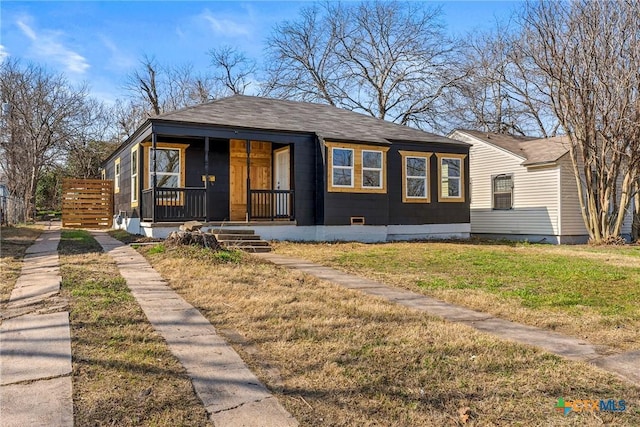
[448,129,632,243]
[101,95,471,242]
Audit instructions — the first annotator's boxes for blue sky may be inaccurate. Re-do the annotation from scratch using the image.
[1,1,521,104]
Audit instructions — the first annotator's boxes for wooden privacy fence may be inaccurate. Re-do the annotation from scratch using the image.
[62,179,113,229]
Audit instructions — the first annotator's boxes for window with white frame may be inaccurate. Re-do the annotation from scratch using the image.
[131,146,138,205]
[114,158,121,193]
[150,148,181,188]
[362,150,383,188]
[332,147,354,187]
[406,156,428,199]
[440,157,462,199]
[493,174,513,209]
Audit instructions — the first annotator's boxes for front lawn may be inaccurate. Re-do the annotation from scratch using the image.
[0,225,42,305]
[273,241,640,352]
[137,242,640,426]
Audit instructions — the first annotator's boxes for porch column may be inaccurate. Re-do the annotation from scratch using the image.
[246,139,251,222]
[151,132,157,223]
[204,136,210,222]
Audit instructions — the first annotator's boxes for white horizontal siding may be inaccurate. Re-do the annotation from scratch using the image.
[559,156,633,236]
[464,134,560,236]
[559,156,588,235]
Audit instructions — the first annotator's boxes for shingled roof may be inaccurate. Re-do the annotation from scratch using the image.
[154,95,465,146]
[453,129,569,166]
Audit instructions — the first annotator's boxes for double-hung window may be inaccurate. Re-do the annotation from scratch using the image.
[400,151,431,203]
[114,158,121,193]
[406,157,427,198]
[331,147,354,188]
[131,146,139,206]
[492,174,513,209]
[437,154,466,202]
[327,142,388,193]
[362,150,383,189]
[150,148,181,188]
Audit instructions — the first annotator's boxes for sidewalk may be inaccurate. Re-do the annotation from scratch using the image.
[256,253,640,388]
[91,232,298,427]
[0,224,73,427]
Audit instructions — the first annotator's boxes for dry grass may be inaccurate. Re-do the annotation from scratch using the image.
[0,225,42,305]
[139,244,640,426]
[58,231,212,427]
[273,241,640,352]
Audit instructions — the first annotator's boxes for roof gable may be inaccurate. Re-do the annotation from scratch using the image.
[450,129,569,166]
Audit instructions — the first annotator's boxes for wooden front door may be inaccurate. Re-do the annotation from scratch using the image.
[229,139,272,221]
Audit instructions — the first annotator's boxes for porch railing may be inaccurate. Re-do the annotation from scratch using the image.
[141,187,206,221]
[249,189,295,221]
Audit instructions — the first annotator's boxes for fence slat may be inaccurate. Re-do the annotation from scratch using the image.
[62,178,113,229]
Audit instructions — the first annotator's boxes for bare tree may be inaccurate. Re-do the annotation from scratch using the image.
[522,0,640,243]
[123,55,216,124]
[0,58,92,221]
[209,45,257,95]
[447,23,558,137]
[264,1,464,130]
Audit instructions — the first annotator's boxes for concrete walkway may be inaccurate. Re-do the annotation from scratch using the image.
[257,253,640,387]
[0,225,73,427]
[91,232,297,427]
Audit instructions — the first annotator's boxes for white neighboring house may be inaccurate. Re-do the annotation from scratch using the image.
[448,129,632,244]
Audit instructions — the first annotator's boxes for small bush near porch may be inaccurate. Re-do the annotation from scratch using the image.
[136,242,640,426]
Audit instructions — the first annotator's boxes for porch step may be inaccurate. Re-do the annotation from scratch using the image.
[211,229,272,253]
[209,229,256,235]
[214,233,263,241]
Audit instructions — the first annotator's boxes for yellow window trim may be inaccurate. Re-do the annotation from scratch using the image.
[436,153,466,203]
[326,141,389,193]
[114,157,121,194]
[400,150,432,203]
[142,142,189,206]
[131,144,139,208]
[100,169,106,180]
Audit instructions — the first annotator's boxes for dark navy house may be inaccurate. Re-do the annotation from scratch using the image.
[101,95,470,241]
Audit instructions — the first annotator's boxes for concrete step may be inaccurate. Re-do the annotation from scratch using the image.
[213,233,263,241]
[238,246,272,253]
[220,240,270,247]
[212,230,272,253]
[209,229,255,235]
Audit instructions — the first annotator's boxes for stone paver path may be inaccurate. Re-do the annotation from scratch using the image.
[92,232,298,427]
[257,253,640,387]
[0,225,73,427]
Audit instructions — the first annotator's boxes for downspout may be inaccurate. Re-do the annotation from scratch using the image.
[151,132,157,223]
[204,136,210,222]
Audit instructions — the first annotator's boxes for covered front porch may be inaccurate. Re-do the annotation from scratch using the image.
[138,132,297,224]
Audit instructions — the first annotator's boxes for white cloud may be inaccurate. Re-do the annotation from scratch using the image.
[99,35,135,70]
[0,45,9,62]
[16,18,89,74]
[199,9,250,37]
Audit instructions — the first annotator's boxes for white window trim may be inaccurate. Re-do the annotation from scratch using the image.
[492,174,514,210]
[361,150,383,189]
[406,156,428,199]
[440,157,462,199]
[131,146,138,204]
[114,158,121,193]
[331,147,354,188]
